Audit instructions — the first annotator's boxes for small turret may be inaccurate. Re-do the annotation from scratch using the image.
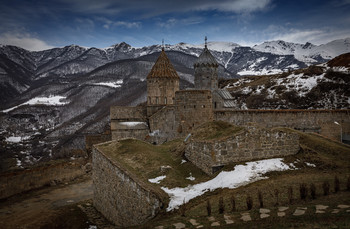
[194,37,219,90]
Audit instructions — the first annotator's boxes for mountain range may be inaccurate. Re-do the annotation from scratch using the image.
[0,38,349,171]
[1,38,349,107]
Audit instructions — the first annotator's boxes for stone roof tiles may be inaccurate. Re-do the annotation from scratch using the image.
[194,46,219,67]
[147,49,180,79]
[216,89,234,100]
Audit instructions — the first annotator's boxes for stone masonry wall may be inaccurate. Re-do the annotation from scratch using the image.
[148,105,176,144]
[110,106,147,121]
[185,126,300,175]
[194,65,218,90]
[175,90,214,137]
[147,78,179,106]
[92,145,163,227]
[110,106,149,141]
[215,109,350,142]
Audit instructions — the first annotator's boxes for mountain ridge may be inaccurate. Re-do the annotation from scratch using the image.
[0,39,349,172]
[253,37,350,64]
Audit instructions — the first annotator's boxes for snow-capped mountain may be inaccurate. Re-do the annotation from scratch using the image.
[253,38,350,64]
[0,38,349,172]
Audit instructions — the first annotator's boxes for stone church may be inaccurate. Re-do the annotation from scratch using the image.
[108,40,349,170]
[110,39,236,144]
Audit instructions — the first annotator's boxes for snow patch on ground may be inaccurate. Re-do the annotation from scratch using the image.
[186,173,195,181]
[5,136,22,143]
[284,73,326,96]
[91,80,123,88]
[225,78,253,89]
[305,162,316,167]
[267,87,276,99]
[238,68,283,76]
[162,158,292,211]
[148,175,166,184]
[5,136,31,143]
[286,64,299,69]
[119,122,148,127]
[254,85,265,95]
[2,95,68,113]
[16,158,22,167]
[241,86,252,94]
[332,66,350,74]
[149,130,160,136]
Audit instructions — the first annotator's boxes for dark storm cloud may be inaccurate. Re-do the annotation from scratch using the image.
[57,0,272,16]
[0,0,349,50]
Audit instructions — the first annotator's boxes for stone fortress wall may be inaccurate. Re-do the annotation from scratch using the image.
[92,145,163,227]
[110,102,350,144]
[148,105,176,143]
[185,125,300,175]
[110,106,149,140]
[215,109,350,142]
[175,90,214,136]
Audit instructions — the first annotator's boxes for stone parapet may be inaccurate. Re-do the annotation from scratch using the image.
[215,109,350,142]
[110,106,149,141]
[185,125,300,175]
[110,106,147,121]
[92,144,163,227]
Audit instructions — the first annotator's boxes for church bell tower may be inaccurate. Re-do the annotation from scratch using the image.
[194,37,219,90]
[146,43,180,116]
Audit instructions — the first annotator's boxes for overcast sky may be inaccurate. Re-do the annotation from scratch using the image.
[1,0,350,51]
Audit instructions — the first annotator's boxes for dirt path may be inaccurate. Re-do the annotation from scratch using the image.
[0,178,93,229]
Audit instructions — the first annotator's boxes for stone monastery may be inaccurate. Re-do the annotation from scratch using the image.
[107,38,350,174]
[110,40,236,145]
[92,39,350,227]
[109,39,348,148]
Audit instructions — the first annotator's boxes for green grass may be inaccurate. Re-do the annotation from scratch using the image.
[95,138,209,189]
[277,127,350,169]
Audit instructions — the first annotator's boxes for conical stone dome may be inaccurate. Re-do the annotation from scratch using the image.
[147,49,180,79]
[146,48,180,109]
[194,46,219,67]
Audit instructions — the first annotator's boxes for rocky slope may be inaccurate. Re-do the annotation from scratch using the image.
[222,53,350,110]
